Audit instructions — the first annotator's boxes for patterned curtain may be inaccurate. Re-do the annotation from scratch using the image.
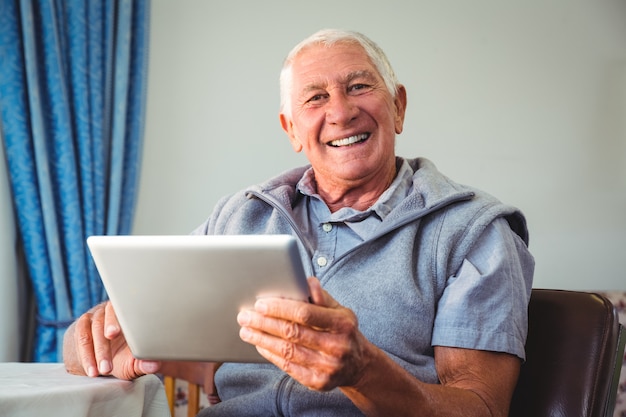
[0,0,150,362]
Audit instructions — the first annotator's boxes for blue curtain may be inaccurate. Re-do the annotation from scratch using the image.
[0,0,150,362]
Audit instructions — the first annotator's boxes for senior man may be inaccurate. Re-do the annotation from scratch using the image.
[64,29,534,417]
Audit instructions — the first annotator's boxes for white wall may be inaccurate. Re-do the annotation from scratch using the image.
[135,0,626,290]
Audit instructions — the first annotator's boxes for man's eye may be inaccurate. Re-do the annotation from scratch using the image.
[349,84,370,93]
[307,93,328,103]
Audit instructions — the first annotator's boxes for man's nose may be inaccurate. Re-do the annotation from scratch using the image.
[325,93,358,125]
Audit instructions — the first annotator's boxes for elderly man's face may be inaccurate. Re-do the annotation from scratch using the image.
[280,42,406,192]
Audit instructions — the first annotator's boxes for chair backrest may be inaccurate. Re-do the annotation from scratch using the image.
[509,289,625,417]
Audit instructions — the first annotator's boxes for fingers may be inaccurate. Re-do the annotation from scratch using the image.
[239,319,342,391]
[73,312,100,377]
[237,279,365,390]
[238,277,358,349]
[239,306,356,359]
[239,310,316,351]
[104,301,121,339]
[107,335,161,380]
[239,312,361,391]
[256,343,342,391]
[91,304,114,375]
[67,301,160,380]
[307,277,337,308]
[71,301,134,378]
[253,293,354,333]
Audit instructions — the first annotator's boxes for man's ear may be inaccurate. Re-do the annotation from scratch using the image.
[280,112,303,153]
[393,85,408,134]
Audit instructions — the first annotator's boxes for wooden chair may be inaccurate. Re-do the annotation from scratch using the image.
[161,361,220,417]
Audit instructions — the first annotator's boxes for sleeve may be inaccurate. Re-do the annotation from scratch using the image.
[431,217,535,360]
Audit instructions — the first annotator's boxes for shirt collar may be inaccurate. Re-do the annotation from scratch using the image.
[296,158,413,222]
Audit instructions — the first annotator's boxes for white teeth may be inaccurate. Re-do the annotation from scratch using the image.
[329,133,369,147]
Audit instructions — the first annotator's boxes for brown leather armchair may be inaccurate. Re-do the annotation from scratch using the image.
[509,289,625,417]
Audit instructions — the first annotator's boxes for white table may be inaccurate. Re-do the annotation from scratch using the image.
[0,362,170,417]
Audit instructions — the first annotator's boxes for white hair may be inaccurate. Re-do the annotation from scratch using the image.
[279,29,401,116]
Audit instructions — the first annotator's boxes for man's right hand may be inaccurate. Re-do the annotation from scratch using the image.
[63,301,161,380]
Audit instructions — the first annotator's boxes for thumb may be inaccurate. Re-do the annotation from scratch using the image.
[307,277,340,308]
[137,360,161,375]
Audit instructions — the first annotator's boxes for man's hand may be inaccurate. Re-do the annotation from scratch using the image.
[237,277,521,417]
[63,301,161,380]
[237,276,374,391]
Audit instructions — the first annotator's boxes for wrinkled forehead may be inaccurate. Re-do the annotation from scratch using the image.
[289,42,381,85]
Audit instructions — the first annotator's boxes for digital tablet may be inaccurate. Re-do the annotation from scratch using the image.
[86,234,309,362]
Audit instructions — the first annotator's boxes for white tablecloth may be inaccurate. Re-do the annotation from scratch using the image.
[0,362,170,417]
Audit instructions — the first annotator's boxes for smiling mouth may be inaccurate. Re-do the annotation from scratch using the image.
[328,133,370,147]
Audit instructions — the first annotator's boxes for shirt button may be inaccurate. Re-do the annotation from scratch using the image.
[322,223,333,232]
[317,256,328,267]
